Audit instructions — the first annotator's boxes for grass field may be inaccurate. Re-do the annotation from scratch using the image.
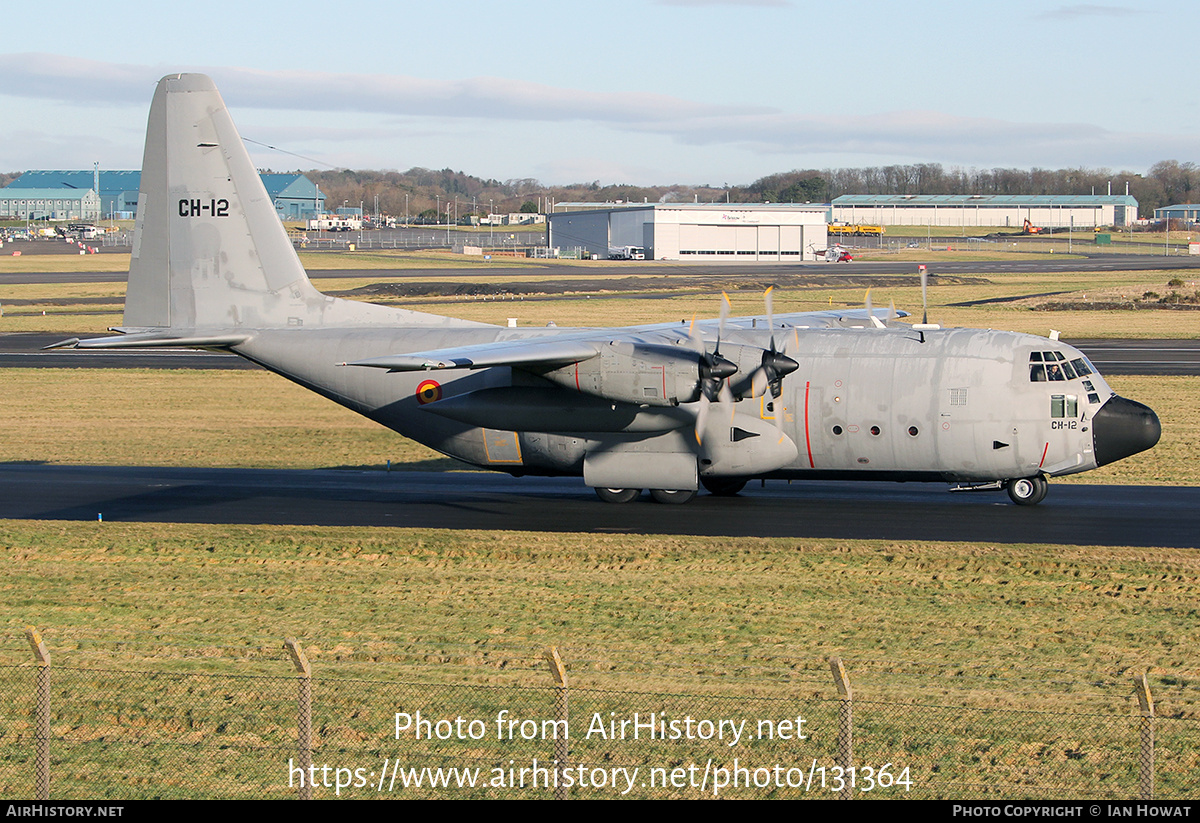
[3,512,1198,798]
[2,522,1199,708]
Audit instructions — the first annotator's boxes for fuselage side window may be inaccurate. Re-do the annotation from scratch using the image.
[1050,394,1079,418]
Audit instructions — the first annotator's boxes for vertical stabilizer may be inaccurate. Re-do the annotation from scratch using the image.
[124,73,479,331]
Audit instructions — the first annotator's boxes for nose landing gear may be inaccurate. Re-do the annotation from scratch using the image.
[1006,475,1048,506]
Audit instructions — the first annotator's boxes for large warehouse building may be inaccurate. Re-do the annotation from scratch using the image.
[547,203,829,262]
[831,194,1138,228]
[2,171,324,221]
[0,187,101,221]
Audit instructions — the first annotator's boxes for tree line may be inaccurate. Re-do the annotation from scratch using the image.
[300,161,1196,222]
[8,161,1191,223]
[732,161,1197,217]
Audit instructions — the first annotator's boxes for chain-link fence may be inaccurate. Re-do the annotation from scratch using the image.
[1,637,1197,800]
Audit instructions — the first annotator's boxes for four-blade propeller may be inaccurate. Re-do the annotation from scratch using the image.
[690,287,800,445]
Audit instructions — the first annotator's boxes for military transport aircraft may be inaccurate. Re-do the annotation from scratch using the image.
[53,74,1161,505]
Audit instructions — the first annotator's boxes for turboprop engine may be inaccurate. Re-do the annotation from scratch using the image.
[536,340,737,408]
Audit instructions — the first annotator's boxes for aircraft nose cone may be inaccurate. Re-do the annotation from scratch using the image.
[1092,395,1161,467]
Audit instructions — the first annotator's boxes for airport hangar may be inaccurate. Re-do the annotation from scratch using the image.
[546,202,830,262]
[831,194,1138,228]
[2,170,324,221]
[0,187,102,221]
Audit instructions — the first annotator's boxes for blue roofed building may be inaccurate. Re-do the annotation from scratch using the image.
[2,170,323,221]
[259,173,325,219]
[4,170,140,218]
[1153,204,1200,223]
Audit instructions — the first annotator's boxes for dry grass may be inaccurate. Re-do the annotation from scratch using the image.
[0,368,454,470]
[5,521,1197,798]
[2,522,1199,701]
[0,253,131,273]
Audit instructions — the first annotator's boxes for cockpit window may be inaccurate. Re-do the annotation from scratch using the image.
[1029,351,1090,383]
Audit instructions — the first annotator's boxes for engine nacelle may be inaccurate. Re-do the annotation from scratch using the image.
[537,341,703,407]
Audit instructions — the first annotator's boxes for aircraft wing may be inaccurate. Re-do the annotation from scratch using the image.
[342,305,913,373]
[721,307,910,330]
[343,338,601,372]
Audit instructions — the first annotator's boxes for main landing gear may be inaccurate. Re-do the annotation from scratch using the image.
[1006,475,1048,506]
[592,488,698,504]
[594,488,642,504]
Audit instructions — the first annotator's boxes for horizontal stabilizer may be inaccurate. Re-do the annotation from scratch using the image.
[343,338,600,371]
[47,331,251,350]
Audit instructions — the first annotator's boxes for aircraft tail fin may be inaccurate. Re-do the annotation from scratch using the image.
[125,73,480,331]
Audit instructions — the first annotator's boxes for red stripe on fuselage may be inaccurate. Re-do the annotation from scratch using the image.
[804,381,814,468]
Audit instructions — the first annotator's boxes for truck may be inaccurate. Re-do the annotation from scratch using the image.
[307,215,362,232]
[608,245,646,260]
[828,223,884,237]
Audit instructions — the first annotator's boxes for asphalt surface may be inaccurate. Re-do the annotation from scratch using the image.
[1,463,1195,548]
[3,251,1200,285]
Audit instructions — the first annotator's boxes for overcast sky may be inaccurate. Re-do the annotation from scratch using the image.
[1,0,1195,186]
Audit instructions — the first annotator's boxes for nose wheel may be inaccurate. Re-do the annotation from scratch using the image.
[1006,475,1048,506]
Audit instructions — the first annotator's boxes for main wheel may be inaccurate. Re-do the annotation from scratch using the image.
[701,477,748,497]
[649,488,697,505]
[594,487,641,504]
[1006,475,1048,506]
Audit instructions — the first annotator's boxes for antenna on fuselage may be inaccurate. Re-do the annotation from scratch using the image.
[911,264,940,343]
[920,265,928,325]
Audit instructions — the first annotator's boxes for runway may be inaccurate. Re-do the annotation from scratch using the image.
[1,463,1195,548]
[3,251,1200,286]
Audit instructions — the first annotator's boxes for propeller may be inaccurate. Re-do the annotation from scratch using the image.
[688,293,737,401]
[921,266,929,325]
[691,293,738,445]
[727,286,798,401]
[864,288,886,329]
